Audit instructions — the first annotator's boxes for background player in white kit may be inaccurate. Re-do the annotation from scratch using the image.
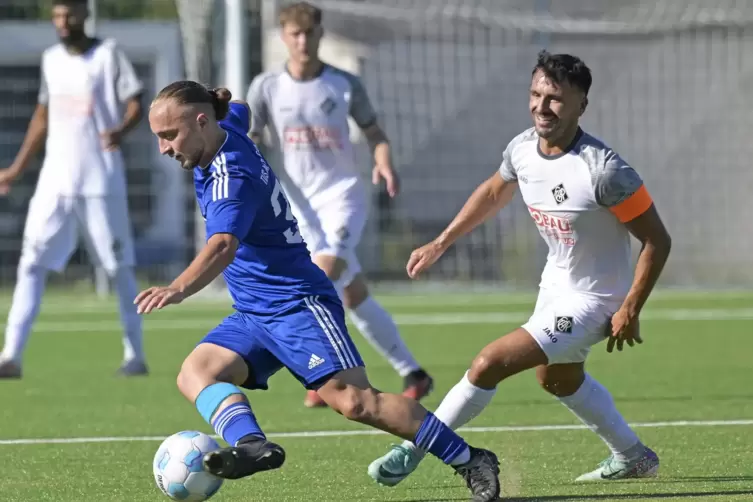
[0,0,146,378]
[369,51,673,486]
[247,2,433,408]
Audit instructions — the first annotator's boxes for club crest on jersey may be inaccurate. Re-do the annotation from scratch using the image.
[554,316,573,333]
[551,183,569,205]
[320,97,337,115]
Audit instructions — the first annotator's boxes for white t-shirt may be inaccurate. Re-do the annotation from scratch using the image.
[499,127,653,299]
[246,63,377,220]
[37,38,143,197]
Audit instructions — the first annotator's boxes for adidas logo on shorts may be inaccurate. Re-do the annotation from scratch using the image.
[308,354,325,370]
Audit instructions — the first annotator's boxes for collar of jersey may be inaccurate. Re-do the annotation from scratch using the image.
[198,131,229,171]
[536,127,584,161]
[284,60,328,81]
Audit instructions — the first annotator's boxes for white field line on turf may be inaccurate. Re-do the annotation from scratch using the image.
[1,308,752,333]
[1,419,752,446]
[10,290,753,313]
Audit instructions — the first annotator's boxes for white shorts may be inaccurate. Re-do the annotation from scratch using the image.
[522,289,621,364]
[20,193,135,274]
[297,196,368,288]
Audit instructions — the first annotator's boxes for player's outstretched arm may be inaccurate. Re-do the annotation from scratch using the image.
[134,233,238,314]
[0,104,48,191]
[169,233,239,298]
[406,172,516,279]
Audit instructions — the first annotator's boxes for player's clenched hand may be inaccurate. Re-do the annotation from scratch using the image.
[134,286,185,314]
[372,163,400,198]
[0,166,21,195]
[100,128,123,152]
[406,241,446,279]
[606,307,643,353]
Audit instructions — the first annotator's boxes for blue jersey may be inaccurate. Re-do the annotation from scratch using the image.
[194,103,337,315]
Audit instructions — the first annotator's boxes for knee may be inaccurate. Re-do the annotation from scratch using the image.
[320,264,339,281]
[16,261,46,279]
[342,277,368,309]
[176,359,201,400]
[315,257,344,280]
[536,371,559,395]
[468,349,504,386]
[176,344,249,401]
[536,367,584,397]
[328,387,379,423]
[177,357,217,402]
[315,257,350,286]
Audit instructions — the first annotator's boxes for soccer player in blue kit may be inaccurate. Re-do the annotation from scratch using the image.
[136,80,501,501]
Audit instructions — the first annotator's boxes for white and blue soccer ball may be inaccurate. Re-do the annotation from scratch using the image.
[153,431,224,501]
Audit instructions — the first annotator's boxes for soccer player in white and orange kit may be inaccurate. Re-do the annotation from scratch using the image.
[369,51,672,486]
[0,0,146,378]
[246,2,433,408]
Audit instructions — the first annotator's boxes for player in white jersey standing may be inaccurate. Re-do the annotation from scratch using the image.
[369,50,673,486]
[247,2,433,408]
[0,0,146,378]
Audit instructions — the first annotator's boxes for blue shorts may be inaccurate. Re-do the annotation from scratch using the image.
[200,295,364,390]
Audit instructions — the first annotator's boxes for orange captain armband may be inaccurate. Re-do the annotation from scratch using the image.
[609,185,653,223]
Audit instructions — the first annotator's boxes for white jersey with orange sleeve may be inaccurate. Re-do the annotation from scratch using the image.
[498,127,654,364]
[499,127,652,299]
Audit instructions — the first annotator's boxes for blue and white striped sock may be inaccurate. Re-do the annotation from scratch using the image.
[413,411,470,466]
[210,402,265,446]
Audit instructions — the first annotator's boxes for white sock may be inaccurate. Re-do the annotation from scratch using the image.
[348,296,420,377]
[405,370,497,456]
[558,373,641,462]
[1,264,48,364]
[113,267,144,363]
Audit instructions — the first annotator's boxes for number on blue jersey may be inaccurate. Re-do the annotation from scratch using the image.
[270,179,302,244]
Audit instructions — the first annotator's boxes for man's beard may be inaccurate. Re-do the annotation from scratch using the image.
[60,29,86,45]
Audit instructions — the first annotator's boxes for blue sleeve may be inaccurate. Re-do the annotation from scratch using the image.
[205,162,261,241]
[220,102,251,134]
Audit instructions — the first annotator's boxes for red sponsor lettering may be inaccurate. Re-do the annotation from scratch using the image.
[50,94,93,117]
[528,207,572,234]
[283,126,342,150]
[528,206,575,246]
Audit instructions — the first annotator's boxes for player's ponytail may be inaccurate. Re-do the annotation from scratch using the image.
[208,87,232,121]
[153,80,232,120]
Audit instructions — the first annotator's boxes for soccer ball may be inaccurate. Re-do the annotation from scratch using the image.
[153,431,224,501]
